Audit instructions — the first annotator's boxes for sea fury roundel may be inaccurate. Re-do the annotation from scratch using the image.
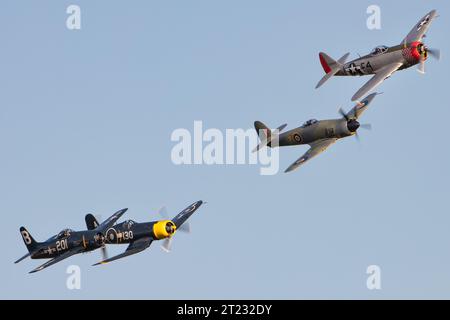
[315,10,440,101]
[253,93,378,173]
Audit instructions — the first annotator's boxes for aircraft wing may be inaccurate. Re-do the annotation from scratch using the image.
[93,237,153,265]
[284,138,337,173]
[351,63,402,101]
[172,200,203,229]
[29,248,84,273]
[96,208,128,232]
[346,92,378,120]
[402,10,438,44]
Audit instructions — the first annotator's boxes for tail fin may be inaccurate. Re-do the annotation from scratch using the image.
[319,52,337,74]
[252,121,287,152]
[316,52,350,89]
[85,214,100,230]
[19,227,39,253]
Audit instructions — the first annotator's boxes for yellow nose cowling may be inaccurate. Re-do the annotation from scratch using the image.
[152,220,176,240]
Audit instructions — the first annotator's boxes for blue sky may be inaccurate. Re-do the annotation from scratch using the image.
[1,0,449,299]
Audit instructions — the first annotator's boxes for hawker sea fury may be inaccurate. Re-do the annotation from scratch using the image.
[91,200,204,265]
[253,93,377,173]
[316,10,440,101]
[15,209,127,273]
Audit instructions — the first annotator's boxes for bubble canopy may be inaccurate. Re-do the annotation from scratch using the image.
[370,45,389,55]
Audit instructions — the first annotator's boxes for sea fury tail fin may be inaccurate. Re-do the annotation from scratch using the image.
[315,52,350,89]
[252,121,287,152]
[19,227,39,253]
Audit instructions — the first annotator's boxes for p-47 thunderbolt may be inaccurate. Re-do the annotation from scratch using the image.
[15,208,127,273]
[316,10,440,101]
[253,93,377,173]
[90,200,204,265]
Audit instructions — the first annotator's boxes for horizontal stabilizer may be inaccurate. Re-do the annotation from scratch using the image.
[252,122,287,152]
[316,52,350,89]
[14,252,31,264]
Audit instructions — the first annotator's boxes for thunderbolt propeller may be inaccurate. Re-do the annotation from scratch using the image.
[417,45,441,74]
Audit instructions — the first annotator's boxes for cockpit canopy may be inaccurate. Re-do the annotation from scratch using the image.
[56,228,74,239]
[301,119,318,128]
[370,45,388,55]
[122,220,136,229]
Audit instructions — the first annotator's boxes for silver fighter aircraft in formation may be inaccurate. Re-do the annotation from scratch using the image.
[253,93,377,173]
[316,10,440,101]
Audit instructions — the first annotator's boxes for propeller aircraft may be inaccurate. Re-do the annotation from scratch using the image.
[90,200,204,265]
[15,208,128,273]
[253,93,377,173]
[316,10,440,101]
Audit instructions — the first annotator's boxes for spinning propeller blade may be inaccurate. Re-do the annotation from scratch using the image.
[161,238,173,253]
[157,205,192,253]
[428,48,441,60]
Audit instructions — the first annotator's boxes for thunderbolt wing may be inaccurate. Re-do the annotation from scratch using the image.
[284,138,337,173]
[29,247,84,273]
[92,237,153,265]
[402,10,438,44]
[351,63,402,101]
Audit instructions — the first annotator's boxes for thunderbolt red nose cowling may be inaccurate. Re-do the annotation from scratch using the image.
[410,41,427,61]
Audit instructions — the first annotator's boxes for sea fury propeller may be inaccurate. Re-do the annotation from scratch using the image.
[253,93,378,173]
[315,10,440,101]
[92,201,204,265]
[338,108,371,141]
[15,208,128,273]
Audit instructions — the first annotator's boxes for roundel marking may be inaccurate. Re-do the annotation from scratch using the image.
[105,228,119,244]
[293,134,302,143]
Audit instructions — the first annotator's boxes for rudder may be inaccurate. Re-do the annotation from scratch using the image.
[319,52,336,74]
[19,227,38,252]
[85,214,100,230]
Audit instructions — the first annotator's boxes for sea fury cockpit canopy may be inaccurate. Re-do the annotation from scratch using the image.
[301,119,318,128]
[370,45,389,55]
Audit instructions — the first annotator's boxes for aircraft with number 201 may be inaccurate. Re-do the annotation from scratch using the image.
[253,93,377,173]
[89,200,204,265]
[15,208,127,273]
[316,10,440,101]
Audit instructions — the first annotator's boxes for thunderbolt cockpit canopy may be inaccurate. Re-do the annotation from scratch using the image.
[370,45,388,55]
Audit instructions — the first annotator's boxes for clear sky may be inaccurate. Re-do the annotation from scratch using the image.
[1,0,449,299]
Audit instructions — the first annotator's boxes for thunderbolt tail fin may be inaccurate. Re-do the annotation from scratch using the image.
[315,52,350,89]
